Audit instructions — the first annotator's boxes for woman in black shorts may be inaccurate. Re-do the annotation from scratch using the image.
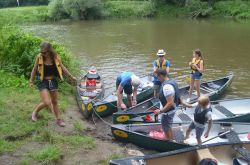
[29,42,76,127]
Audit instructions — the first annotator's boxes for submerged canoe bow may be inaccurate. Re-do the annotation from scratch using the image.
[113,74,234,124]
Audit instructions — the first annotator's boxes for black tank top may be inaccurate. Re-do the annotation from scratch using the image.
[44,64,59,77]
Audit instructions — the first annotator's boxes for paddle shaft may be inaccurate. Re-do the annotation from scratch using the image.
[201,130,231,144]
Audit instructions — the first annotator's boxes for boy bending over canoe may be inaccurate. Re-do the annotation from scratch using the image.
[185,96,213,145]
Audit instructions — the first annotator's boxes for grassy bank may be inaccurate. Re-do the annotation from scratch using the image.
[0,6,49,25]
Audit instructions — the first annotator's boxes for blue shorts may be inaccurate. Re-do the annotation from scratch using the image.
[116,77,132,95]
[161,112,175,133]
[190,71,202,80]
[188,122,205,139]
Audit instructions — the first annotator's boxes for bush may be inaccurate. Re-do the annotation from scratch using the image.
[213,1,250,19]
[0,25,78,77]
[104,1,156,17]
[48,0,104,20]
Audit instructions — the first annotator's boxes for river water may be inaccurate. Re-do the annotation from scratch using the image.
[24,18,250,98]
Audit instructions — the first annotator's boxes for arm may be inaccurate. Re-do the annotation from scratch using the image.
[59,58,75,80]
[153,61,158,76]
[160,96,175,113]
[29,57,39,87]
[117,85,126,108]
[204,119,212,138]
[180,97,193,108]
[166,60,170,74]
[195,60,204,73]
[132,87,138,106]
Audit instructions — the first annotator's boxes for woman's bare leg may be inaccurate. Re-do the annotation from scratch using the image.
[34,89,52,113]
[195,80,201,98]
[50,90,60,120]
[188,78,195,98]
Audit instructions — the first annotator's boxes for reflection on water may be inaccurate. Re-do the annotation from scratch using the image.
[23,18,250,98]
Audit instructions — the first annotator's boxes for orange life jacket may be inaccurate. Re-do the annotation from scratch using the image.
[156,59,167,69]
[37,54,63,81]
[191,58,201,71]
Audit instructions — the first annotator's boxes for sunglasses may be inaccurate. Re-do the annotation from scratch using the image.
[158,55,164,57]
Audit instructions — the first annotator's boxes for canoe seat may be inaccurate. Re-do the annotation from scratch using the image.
[235,147,250,162]
[225,131,241,143]
[197,148,217,163]
[173,128,184,143]
[215,105,235,117]
[207,82,221,89]
[177,113,192,122]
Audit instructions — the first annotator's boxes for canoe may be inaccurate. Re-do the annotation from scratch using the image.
[110,142,250,165]
[90,75,154,118]
[76,68,105,118]
[126,97,250,124]
[111,122,250,152]
[112,74,234,124]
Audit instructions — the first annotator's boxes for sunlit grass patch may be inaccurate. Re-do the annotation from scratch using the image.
[30,144,61,163]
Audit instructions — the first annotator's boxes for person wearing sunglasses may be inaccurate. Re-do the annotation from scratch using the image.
[29,42,76,127]
[152,49,171,97]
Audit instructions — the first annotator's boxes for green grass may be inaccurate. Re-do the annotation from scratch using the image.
[30,145,61,163]
[73,120,85,132]
[104,1,156,17]
[0,6,49,25]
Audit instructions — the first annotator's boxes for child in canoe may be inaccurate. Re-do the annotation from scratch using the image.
[185,95,212,145]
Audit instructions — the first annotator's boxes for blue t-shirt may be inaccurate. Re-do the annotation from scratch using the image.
[118,72,133,87]
[153,60,171,83]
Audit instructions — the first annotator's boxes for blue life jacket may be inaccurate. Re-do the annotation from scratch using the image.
[159,79,180,112]
[194,106,212,125]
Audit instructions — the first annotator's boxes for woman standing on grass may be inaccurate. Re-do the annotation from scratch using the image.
[187,49,204,103]
[29,42,76,127]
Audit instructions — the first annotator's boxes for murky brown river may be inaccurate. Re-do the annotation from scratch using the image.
[24,18,250,98]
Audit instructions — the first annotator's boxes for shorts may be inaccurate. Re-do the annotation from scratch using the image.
[190,71,202,80]
[37,79,58,91]
[188,122,205,139]
[116,77,132,95]
[161,111,175,133]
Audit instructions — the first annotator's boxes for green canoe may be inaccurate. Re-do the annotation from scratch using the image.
[113,74,234,124]
[76,71,105,118]
[111,122,250,152]
[110,141,250,165]
[88,74,154,118]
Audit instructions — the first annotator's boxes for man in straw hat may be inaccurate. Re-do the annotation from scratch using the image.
[116,72,141,110]
[153,49,171,97]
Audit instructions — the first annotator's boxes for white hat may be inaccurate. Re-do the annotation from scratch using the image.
[131,75,141,87]
[157,49,166,56]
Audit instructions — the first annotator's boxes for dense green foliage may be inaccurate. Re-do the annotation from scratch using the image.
[48,0,104,20]
[0,25,77,77]
[104,1,156,17]
[0,0,48,8]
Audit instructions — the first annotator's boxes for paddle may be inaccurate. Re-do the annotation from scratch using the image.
[201,130,232,144]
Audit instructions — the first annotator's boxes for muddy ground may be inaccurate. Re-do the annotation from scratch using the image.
[0,96,156,165]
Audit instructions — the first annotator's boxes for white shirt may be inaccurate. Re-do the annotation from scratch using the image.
[160,84,175,109]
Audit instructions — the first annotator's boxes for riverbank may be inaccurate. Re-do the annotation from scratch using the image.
[1,0,250,23]
[0,5,149,165]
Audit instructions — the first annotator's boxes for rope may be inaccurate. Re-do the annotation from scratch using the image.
[92,103,113,127]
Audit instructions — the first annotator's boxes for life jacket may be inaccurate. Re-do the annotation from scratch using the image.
[37,54,63,81]
[194,106,212,125]
[191,58,201,72]
[159,79,180,112]
[156,59,168,69]
[86,79,96,87]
